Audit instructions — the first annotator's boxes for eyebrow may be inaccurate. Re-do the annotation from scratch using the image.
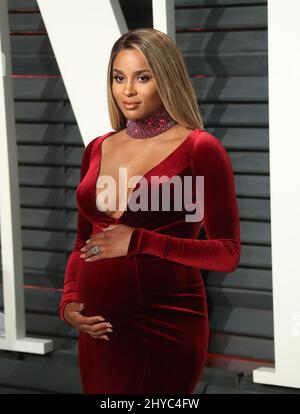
[112,68,151,74]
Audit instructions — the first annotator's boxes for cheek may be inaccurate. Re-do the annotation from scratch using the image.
[142,85,161,102]
[112,84,119,97]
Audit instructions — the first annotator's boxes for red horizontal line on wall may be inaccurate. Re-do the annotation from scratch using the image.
[9,10,40,14]
[23,284,62,292]
[0,282,62,293]
[175,2,267,10]
[206,352,275,368]
[176,26,267,33]
[12,74,61,78]
[10,31,47,35]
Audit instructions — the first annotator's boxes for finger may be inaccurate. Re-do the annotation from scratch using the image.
[79,323,105,333]
[87,326,113,336]
[80,244,105,260]
[89,333,110,340]
[84,253,103,262]
[76,315,106,325]
[80,231,105,252]
[78,321,112,333]
[80,249,95,260]
[88,322,113,333]
[81,241,104,255]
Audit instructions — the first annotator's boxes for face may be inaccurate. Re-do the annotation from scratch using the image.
[112,49,165,120]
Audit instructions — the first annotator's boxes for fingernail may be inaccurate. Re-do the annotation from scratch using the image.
[104,335,109,340]
[107,328,113,332]
[86,239,91,243]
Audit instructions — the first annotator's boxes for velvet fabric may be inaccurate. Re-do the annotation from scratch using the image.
[58,128,241,394]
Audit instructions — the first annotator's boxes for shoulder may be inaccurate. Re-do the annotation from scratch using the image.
[191,128,230,162]
[82,131,116,159]
[190,128,233,173]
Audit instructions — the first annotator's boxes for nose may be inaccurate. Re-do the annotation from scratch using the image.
[123,80,137,96]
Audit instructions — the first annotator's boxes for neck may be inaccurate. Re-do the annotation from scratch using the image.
[126,107,177,139]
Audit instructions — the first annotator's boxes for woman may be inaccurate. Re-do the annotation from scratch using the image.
[58,28,241,394]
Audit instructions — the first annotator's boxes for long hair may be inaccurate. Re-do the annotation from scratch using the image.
[107,27,204,131]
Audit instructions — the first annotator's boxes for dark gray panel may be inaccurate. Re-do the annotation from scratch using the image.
[239,244,271,268]
[177,31,267,53]
[11,35,53,54]
[209,306,273,338]
[207,268,272,291]
[20,187,77,209]
[176,0,267,6]
[21,208,77,231]
[235,175,270,197]
[9,13,45,32]
[185,53,267,76]
[207,286,273,309]
[204,385,257,394]
[13,78,68,100]
[0,352,81,394]
[237,198,270,220]
[15,101,75,123]
[0,385,49,394]
[202,103,268,126]
[18,145,82,166]
[206,127,269,151]
[16,123,83,145]
[9,0,38,9]
[201,366,241,389]
[194,77,269,102]
[12,56,59,75]
[21,229,75,252]
[176,5,267,29]
[19,166,79,187]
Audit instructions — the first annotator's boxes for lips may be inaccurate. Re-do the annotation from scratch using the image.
[123,102,141,109]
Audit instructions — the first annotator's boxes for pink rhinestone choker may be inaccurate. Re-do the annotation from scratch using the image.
[126,107,177,138]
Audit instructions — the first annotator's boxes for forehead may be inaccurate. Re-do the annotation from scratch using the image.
[113,49,150,71]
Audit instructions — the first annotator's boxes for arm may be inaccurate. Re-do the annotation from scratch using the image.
[58,139,96,326]
[126,131,241,272]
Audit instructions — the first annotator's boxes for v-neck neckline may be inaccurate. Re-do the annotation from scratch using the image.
[94,128,198,222]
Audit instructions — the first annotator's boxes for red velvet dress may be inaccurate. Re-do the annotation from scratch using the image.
[58,128,241,394]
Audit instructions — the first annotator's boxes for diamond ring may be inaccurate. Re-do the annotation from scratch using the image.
[91,245,101,255]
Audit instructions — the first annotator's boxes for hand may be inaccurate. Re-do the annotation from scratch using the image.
[64,302,113,340]
[79,224,135,262]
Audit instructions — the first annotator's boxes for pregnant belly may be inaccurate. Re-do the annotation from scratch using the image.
[77,256,141,327]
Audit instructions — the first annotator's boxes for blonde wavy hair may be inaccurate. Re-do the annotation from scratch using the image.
[107,27,204,131]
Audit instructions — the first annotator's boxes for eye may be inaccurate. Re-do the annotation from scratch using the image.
[113,74,150,83]
[138,74,150,81]
[113,75,124,82]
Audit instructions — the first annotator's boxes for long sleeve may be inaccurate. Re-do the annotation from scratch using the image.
[58,139,96,326]
[126,131,241,272]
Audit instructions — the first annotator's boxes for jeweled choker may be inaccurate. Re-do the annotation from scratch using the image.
[126,107,177,139]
